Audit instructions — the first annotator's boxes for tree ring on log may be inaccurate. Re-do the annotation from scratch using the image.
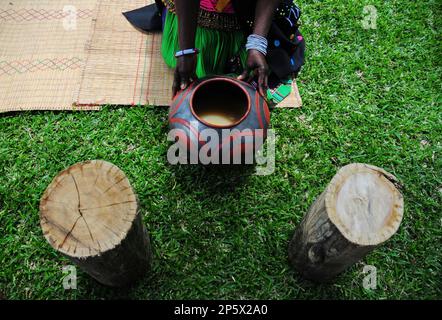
[39,160,138,258]
[325,163,404,246]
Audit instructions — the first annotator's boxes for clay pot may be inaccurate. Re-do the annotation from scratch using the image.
[168,76,270,163]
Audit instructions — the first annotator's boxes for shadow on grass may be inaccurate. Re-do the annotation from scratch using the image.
[170,163,257,200]
[73,276,147,300]
[70,265,355,300]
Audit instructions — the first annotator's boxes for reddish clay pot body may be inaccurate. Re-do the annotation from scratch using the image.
[168,76,270,164]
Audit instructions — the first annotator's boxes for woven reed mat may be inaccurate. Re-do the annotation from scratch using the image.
[0,0,99,113]
[76,0,169,107]
[76,0,302,108]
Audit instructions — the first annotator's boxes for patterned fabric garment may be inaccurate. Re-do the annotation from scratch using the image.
[200,0,235,13]
[161,0,241,31]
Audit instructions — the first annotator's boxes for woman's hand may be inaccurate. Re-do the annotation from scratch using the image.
[238,0,280,97]
[173,54,198,97]
[238,49,269,97]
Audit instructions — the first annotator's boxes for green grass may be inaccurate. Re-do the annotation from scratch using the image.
[0,0,441,300]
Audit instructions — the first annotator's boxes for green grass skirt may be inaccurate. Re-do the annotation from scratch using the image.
[161,11,247,78]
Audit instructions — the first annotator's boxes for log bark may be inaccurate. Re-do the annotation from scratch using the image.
[39,160,152,287]
[289,163,404,282]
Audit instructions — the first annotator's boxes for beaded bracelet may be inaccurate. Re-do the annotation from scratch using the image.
[175,48,200,58]
[245,34,268,56]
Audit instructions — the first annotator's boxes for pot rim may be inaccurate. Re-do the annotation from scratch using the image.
[189,77,252,129]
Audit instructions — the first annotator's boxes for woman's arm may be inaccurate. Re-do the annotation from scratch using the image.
[173,0,199,96]
[239,0,280,96]
[253,0,280,37]
[175,0,198,53]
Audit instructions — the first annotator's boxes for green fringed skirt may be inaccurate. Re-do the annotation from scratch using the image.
[161,10,247,78]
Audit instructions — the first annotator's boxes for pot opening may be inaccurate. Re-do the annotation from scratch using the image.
[191,79,250,128]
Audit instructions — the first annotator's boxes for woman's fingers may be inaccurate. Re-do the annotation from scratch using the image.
[239,65,268,96]
[180,74,192,90]
[180,80,188,91]
[173,71,197,98]
[237,69,250,81]
[172,70,181,98]
[257,67,268,97]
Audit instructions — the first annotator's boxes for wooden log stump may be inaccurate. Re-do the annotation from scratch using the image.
[289,163,404,282]
[39,160,152,287]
